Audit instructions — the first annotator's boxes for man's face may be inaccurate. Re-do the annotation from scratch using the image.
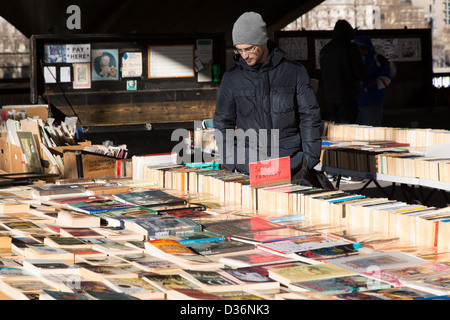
[235,44,265,67]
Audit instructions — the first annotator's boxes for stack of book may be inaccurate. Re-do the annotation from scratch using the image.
[0,173,449,300]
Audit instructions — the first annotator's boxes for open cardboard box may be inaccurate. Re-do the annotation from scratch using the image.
[63,150,116,179]
[0,134,27,174]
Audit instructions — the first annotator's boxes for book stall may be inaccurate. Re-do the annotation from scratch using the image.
[0,124,450,301]
[319,122,450,206]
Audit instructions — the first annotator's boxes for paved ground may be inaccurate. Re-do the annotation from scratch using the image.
[333,177,450,209]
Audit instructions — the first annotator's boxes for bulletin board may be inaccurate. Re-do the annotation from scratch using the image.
[30,33,226,126]
[275,28,434,121]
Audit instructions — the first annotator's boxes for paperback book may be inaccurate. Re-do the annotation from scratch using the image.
[31,184,87,197]
[203,217,283,236]
[140,273,199,292]
[92,206,158,227]
[267,263,356,287]
[221,267,280,291]
[328,251,428,274]
[219,250,297,268]
[230,227,315,244]
[155,230,225,245]
[144,239,224,270]
[289,274,392,295]
[256,234,354,262]
[180,270,243,292]
[113,189,187,207]
[103,277,165,299]
[124,216,202,239]
[186,239,255,256]
[65,198,137,214]
[361,262,450,287]
[334,286,441,300]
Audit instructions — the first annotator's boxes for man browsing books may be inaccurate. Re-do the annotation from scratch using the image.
[213,12,323,185]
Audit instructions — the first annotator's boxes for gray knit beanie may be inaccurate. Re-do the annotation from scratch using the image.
[232,12,268,46]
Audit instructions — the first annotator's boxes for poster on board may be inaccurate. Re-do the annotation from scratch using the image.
[91,49,119,81]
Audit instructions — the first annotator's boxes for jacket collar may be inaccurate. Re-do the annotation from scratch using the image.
[233,40,285,72]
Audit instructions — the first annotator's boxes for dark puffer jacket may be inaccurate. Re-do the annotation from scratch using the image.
[213,41,322,176]
[319,20,366,104]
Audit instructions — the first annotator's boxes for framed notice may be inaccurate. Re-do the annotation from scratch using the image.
[398,38,421,61]
[121,52,143,78]
[148,45,195,79]
[73,63,91,89]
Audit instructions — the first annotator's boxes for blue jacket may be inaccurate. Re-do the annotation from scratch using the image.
[213,41,322,175]
[355,35,392,107]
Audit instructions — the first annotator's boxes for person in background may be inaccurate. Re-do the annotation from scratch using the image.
[355,35,392,127]
[213,12,329,188]
[319,19,366,124]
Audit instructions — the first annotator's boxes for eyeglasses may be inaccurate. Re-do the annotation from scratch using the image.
[233,45,257,55]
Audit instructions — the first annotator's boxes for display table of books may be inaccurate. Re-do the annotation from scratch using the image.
[0,166,450,301]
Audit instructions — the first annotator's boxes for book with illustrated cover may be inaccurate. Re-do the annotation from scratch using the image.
[0,278,58,300]
[43,235,92,249]
[221,267,280,291]
[59,227,104,239]
[186,239,255,256]
[152,230,225,245]
[103,277,165,300]
[361,262,450,287]
[203,217,283,236]
[155,203,207,216]
[65,198,136,214]
[144,239,223,270]
[77,263,140,281]
[230,227,315,244]
[71,280,118,294]
[85,291,139,300]
[92,206,158,228]
[89,238,143,255]
[10,236,44,255]
[23,246,74,262]
[22,259,78,277]
[256,234,353,262]
[180,270,243,292]
[140,273,199,293]
[295,243,372,262]
[113,189,187,207]
[0,267,35,280]
[49,195,107,205]
[90,227,143,241]
[31,184,87,197]
[39,290,91,300]
[124,216,202,239]
[121,254,183,274]
[400,273,450,296]
[334,286,440,300]
[267,263,355,287]
[219,250,297,268]
[328,251,428,274]
[165,288,227,300]
[289,274,392,295]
